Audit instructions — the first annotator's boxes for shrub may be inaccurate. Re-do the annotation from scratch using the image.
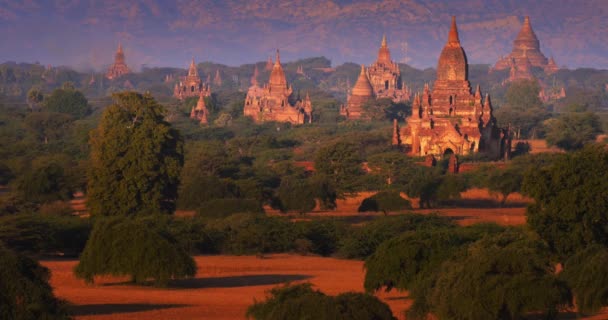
[295,219,347,256]
[74,216,196,286]
[358,191,412,214]
[0,242,70,319]
[196,199,263,219]
[338,214,453,259]
[246,283,396,320]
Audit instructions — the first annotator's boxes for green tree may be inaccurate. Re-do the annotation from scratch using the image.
[485,165,524,205]
[26,87,44,111]
[358,191,412,214]
[246,283,396,320]
[314,141,364,195]
[74,216,196,286]
[277,175,316,213]
[561,246,608,314]
[428,230,571,320]
[16,163,73,204]
[87,92,184,216]
[522,145,608,258]
[24,112,73,144]
[44,87,90,119]
[0,242,70,319]
[544,112,602,150]
[494,79,549,138]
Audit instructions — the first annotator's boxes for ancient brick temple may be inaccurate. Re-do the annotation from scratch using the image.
[395,17,511,160]
[106,43,131,80]
[494,16,558,75]
[174,59,212,100]
[340,65,375,120]
[367,35,411,102]
[243,50,313,124]
[190,91,209,124]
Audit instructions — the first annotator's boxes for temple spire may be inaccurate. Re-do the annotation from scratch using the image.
[275,49,281,66]
[448,16,460,45]
[381,34,387,48]
[188,58,198,77]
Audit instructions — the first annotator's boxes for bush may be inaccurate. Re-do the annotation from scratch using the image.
[338,214,453,259]
[358,191,412,214]
[74,216,196,286]
[246,283,396,320]
[0,213,91,256]
[205,214,296,255]
[197,199,263,219]
[0,242,70,319]
[295,219,347,256]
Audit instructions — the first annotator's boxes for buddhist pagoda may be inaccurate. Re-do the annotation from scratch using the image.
[243,50,313,124]
[395,17,511,160]
[340,65,375,120]
[106,43,131,80]
[174,59,211,100]
[367,35,411,102]
[190,91,209,124]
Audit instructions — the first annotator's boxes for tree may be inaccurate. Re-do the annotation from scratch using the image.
[87,92,184,216]
[26,88,44,111]
[44,87,90,119]
[24,112,73,144]
[544,112,602,150]
[314,141,364,196]
[277,175,316,213]
[494,79,549,138]
[428,230,571,320]
[74,216,196,286]
[561,246,608,314]
[485,165,524,205]
[358,191,412,214]
[522,145,608,258]
[16,163,73,204]
[0,242,70,319]
[246,283,396,320]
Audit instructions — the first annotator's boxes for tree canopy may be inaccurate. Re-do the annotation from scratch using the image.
[87,92,184,216]
[44,87,90,119]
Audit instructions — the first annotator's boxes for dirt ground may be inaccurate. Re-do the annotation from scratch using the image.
[43,254,608,320]
[43,255,409,320]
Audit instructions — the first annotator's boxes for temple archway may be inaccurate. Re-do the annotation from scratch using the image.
[443,148,454,157]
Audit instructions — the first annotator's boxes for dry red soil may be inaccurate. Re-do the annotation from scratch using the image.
[43,255,409,320]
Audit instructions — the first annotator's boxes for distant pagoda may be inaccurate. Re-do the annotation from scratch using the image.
[106,43,131,80]
[174,59,211,100]
[367,35,411,102]
[340,65,375,120]
[243,50,313,124]
[494,16,558,74]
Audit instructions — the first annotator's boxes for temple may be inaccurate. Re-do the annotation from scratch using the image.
[106,43,131,80]
[340,65,375,120]
[243,50,313,124]
[494,16,558,74]
[395,17,511,160]
[173,59,211,100]
[367,35,411,102]
[190,91,209,124]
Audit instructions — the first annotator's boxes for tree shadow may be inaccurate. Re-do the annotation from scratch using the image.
[439,198,528,208]
[103,274,312,289]
[70,303,186,316]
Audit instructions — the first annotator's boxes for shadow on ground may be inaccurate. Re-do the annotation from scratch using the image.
[103,274,312,289]
[70,303,187,316]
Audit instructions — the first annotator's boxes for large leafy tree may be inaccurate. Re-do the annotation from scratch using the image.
[87,92,184,216]
[74,216,196,286]
[44,86,90,119]
[0,242,70,319]
[544,112,602,150]
[314,141,364,195]
[494,79,549,138]
[522,145,608,258]
[560,246,608,314]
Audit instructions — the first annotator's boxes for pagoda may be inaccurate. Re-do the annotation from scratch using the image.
[106,43,131,80]
[340,65,375,120]
[494,17,557,74]
[190,91,209,124]
[243,50,313,124]
[367,35,410,102]
[174,59,211,100]
[395,17,511,160]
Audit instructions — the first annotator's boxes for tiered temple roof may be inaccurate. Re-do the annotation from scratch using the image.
[340,65,375,120]
[106,43,131,80]
[243,50,312,124]
[367,35,411,103]
[396,17,511,160]
[173,59,211,100]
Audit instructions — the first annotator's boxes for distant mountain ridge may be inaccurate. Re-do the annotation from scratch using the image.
[0,0,607,69]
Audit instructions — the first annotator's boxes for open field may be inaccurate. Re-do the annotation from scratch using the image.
[44,254,607,320]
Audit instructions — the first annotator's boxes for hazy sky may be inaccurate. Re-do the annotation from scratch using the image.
[1,0,607,71]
